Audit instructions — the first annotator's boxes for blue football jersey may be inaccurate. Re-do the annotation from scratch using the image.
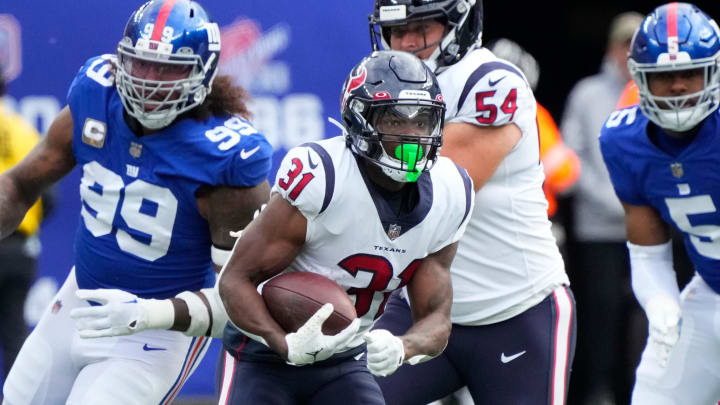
[600,106,720,293]
[66,55,272,299]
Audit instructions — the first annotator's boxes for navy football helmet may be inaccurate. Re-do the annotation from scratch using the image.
[341,50,445,183]
[628,3,720,132]
[369,0,483,73]
[116,0,221,129]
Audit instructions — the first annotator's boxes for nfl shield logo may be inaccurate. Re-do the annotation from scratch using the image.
[387,224,401,240]
[51,300,62,314]
[129,142,143,158]
[670,162,683,178]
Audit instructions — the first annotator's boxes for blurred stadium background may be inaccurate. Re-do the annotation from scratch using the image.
[1,0,719,403]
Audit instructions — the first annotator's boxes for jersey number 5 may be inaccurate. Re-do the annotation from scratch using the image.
[666,195,720,259]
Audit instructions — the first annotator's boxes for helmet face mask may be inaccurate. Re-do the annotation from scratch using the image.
[365,102,443,182]
[369,0,482,72]
[628,3,720,133]
[341,51,445,183]
[116,0,221,130]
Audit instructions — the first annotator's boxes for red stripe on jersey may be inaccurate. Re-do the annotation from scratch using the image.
[667,2,679,60]
[151,0,179,41]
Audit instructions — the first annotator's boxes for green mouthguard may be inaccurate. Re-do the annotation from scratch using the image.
[394,144,423,182]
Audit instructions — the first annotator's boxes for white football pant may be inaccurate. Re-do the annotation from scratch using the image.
[632,273,720,404]
[2,268,211,405]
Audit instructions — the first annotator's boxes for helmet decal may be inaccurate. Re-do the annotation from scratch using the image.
[342,66,367,107]
[150,0,179,42]
[666,2,679,61]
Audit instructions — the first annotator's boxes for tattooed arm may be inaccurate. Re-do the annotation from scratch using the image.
[0,106,75,239]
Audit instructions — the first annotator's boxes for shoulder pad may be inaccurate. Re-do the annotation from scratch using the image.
[68,55,116,97]
[272,143,334,218]
[455,61,532,126]
[603,106,641,132]
[179,115,273,187]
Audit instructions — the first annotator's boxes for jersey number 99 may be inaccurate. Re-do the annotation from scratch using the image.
[80,161,178,261]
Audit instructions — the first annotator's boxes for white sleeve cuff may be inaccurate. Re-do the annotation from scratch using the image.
[211,245,233,268]
[627,240,680,310]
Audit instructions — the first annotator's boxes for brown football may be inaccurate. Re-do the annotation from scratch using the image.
[262,271,357,335]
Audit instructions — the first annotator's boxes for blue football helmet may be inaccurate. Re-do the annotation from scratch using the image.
[116,0,221,129]
[628,2,720,132]
[341,50,445,183]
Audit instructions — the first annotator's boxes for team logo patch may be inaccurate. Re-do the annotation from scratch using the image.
[373,91,391,100]
[81,118,107,148]
[387,224,401,240]
[670,162,684,178]
[51,299,62,314]
[341,66,367,108]
[126,164,140,178]
[0,14,22,82]
[129,142,143,158]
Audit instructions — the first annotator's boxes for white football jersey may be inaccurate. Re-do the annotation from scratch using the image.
[271,136,474,348]
[437,47,568,325]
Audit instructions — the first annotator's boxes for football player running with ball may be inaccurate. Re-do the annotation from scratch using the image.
[0,1,272,404]
[368,1,576,404]
[599,3,720,404]
[215,50,473,405]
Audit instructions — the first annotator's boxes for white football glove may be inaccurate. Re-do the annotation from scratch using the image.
[363,329,405,377]
[70,289,173,338]
[645,295,681,368]
[285,303,360,366]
